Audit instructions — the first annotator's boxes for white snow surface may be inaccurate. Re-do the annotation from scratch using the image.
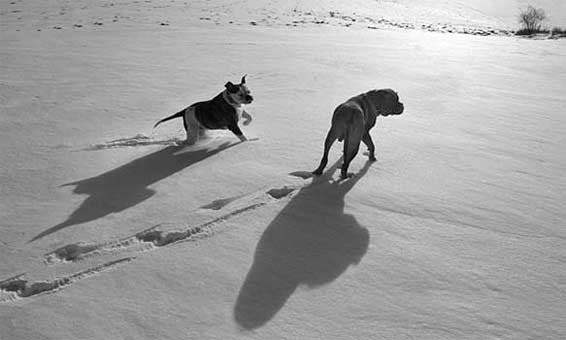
[1,0,565,339]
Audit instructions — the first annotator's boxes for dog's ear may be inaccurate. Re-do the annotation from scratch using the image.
[225,81,239,93]
[240,74,247,84]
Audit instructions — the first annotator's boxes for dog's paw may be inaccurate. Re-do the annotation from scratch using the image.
[180,139,197,146]
[340,172,355,180]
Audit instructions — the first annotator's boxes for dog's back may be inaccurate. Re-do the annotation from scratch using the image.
[192,93,238,130]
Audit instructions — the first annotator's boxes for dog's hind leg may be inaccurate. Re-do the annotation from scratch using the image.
[341,119,364,179]
[313,128,339,175]
[183,107,200,145]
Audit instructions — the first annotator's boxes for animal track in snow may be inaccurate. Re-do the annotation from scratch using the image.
[44,225,162,264]
[200,194,245,210]
[289,171,314,180]
[84,134,183,150]
[0,257,134,303]
[266,186,295,199]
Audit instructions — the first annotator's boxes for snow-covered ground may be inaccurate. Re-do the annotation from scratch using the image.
[1,1,565,339]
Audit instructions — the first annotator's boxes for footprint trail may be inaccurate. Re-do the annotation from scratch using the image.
[0,257,134,303]
[2,171,317,303]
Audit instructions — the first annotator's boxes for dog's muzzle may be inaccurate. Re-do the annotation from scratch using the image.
[245,95,253,103]
[395,102,404,115]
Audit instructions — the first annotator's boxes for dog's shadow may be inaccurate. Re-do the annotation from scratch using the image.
[234,159,371,330]
[30,142,239,243]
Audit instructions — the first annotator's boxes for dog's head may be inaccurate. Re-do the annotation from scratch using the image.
[368,89,404,116]
[225,75,253,105]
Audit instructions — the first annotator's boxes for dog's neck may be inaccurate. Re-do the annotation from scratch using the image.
[363,92,381,115]
[222,90,242,108]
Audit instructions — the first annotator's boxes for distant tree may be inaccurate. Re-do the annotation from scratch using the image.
[518,5,547,34]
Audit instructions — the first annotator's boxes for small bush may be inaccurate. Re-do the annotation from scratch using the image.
[517,5,547,34]
[550,27,566,37]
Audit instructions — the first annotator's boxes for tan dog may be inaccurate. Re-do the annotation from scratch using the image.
[313,89,404,179]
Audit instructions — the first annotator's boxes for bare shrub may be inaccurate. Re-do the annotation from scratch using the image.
[518,5,547,34]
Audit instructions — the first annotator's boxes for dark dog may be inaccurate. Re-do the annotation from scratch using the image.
[154,75,253,144]
[313,89,404,179]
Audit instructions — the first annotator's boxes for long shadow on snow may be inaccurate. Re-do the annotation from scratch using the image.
[30,142,238,243]
[234,159,371,330]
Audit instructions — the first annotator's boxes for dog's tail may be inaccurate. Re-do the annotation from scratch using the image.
[153,108,186,128]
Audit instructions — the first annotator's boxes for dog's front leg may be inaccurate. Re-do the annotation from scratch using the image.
[241,110,253,126]
[362,131,376,161]
[227,123,247,142]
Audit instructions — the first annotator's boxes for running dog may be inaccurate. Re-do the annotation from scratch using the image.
[313,89,404,179]
[154,75,253,144]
